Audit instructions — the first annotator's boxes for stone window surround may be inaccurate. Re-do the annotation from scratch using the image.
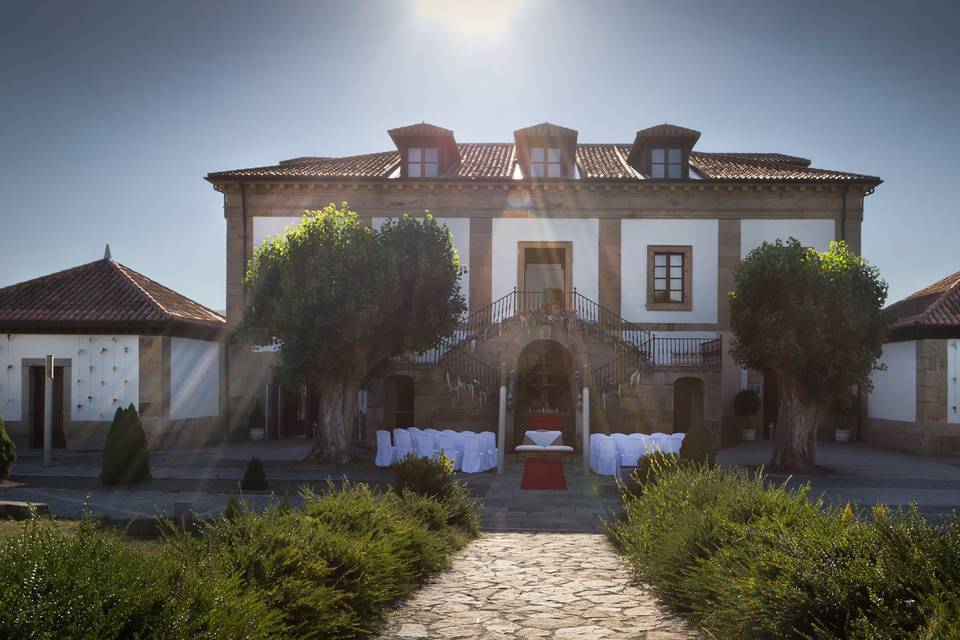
[646,244,693,312]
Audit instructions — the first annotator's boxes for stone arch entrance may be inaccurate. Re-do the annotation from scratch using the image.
[383,375,415,429]
[673,377,704,433]
[514,339,576,449]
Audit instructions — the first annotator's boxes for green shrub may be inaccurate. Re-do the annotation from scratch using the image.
[0,416,15,480]
[0,514,283,640]
[679,422,715,465]
[394,453,479,535]
[100,404,151,485]
[240,456,268,491]
[609,461,960,639]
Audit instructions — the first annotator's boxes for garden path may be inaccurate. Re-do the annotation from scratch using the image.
[375,532,698,639]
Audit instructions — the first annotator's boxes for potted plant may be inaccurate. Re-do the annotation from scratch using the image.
[830,391,857,443]
[734,389,762,442]
[248,401,266,441]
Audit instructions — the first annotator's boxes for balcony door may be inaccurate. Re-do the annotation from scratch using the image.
[517,241,572,310]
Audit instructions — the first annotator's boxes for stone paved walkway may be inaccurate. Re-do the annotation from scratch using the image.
[375,533,698,639]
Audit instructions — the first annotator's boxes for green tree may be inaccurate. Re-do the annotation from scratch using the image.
[240,203,465,464]
[729,239,891,471]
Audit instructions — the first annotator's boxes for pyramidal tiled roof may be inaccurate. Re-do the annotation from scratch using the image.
[208,143,880,184]
[0,258,226,338]
[886,271,960,331]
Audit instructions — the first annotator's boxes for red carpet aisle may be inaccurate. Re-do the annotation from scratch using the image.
[520,458,567,490]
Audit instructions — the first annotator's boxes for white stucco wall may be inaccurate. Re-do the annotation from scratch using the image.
[491,218,599,302]
[170,338,220,419]
[949,340,960,424]
[740,219,836,259]
[868,341,917,422]
[620,219,719,323]
[372,217,470,311]
[252,216,302,249]
[0,334,139,422]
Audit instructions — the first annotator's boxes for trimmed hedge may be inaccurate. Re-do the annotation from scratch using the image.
[0,458,480,640]
[101,404,151,485]
[608,456,960,639]
[0,416,15,480]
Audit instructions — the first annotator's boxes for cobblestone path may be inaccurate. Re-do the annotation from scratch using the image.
[376,533,698,639]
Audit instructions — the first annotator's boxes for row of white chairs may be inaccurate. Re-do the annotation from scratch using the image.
[375,427,498,473]
[590,432,686,476]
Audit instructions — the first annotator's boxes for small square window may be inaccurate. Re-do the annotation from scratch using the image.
[407,147,439,178]
[547,148,561,162]
[651,148,665,163]
[668,148,682,163]
[651,147,683,179]
[530,147,563,178]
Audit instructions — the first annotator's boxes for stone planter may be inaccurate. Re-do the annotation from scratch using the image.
[741,428,757,442]
[834,428,850,443]
[249,428,265,441]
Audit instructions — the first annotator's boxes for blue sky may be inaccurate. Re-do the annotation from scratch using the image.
[1,0,957,309]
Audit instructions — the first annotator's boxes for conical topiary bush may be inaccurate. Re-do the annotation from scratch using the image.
[240,456,268,491]
[100,404,152,485]
[0,416,16,480]
[680,422,716,466]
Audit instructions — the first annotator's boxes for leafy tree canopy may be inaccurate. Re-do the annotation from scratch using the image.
[730,239,892,404]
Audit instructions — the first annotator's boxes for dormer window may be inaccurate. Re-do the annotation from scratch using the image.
[530,147,562,178]
[407,147,439,178]
[651,148,682,179]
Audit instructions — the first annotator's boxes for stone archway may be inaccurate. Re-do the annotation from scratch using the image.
[673,377,704,433]
[513,339,576,449]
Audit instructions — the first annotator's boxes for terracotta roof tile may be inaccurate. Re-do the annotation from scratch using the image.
[577,144,636,179]
[453,143,514,178]
[635,123,701,140]
[886,271,960,329]
[208,144,880,184]
[689,152,878,182]
[0,259,226,336]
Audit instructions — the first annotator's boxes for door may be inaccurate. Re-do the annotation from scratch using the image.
[517,241,573,310]
[30,366,66,449]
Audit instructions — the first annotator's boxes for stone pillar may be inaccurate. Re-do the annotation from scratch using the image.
[470,217,492,311]
[717,219,741,443]
[598,219,621,314]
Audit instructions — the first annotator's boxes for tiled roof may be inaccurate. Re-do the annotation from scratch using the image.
[577,144,636,179]
[208,143,880,184]
[514,122,578,138]
[886,271,960,330]
[0,259,226,337]
[388,122,454,139]
[453,143,514,178]
[688,152,877,182]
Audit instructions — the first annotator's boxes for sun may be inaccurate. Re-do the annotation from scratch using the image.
[414,0,526,35]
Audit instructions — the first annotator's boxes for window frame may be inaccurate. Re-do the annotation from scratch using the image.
[650,148,683,179]
[529,147,563,178]
[646,245,693,311]
[406,146,439,178]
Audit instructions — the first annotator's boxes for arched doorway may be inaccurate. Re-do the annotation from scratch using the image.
[673,377,704,433]
[514,340,575,448]
[384,375,415,429]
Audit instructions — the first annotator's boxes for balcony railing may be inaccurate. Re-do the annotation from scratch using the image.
[592,335,723,392]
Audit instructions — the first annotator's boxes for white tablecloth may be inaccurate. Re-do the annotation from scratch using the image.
[525,430,563,446]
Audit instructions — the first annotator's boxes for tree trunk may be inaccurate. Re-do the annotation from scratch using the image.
[769,379,821,472]
[312,378,357,465]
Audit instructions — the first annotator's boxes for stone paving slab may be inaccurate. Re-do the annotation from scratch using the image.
[375,533,698,639]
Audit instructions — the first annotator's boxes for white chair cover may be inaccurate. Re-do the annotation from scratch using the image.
[670,433,686,454]
[620,437,646,467]
[480,431,497,470]
[412,430,437,460]
[589,433,606,472]
[651,434,672,454]
[611,433,629,465]
[375,430,395,467]
[438,432,463,470]
[461,433,484,473]
[594,437,620,476]
[392,428,413,463]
